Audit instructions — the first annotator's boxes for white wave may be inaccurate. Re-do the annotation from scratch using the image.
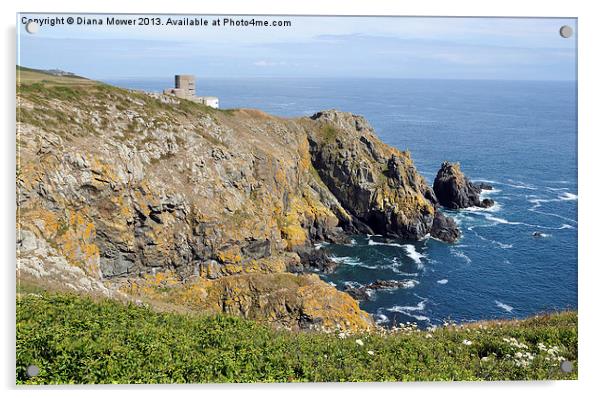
[329,256,363,266]
[473,179,500,185]
[493,241,513,249]
[397,279,420,289]
[437,279,449,285]
[389,259,419,275]
[464,202,502,213]
[418,233,431,241]
[387,303,431,321]
[527,201,578,224]
[389,298,427,313]
[527,197,548,209]
[560,224,575,230]
[472,230,513,249]
[483,213,522,225]
[535,232,551,238]
[402,244,426,267]
[401,313,431,322]
[355,263,379,270]
[344,238,357,246]
[374,312,389,325]
[368,239,403,248]
[479,187,501,197]
[327,282,337,287]
[343,281,362,289]
[367,279,420,291]
[450,248,472,264]
[314,242,330,249]
[546,187,569,192]
[505,179,537,190]
[559,192,578,201]
[495,300,514,313]
[479,212,565,235]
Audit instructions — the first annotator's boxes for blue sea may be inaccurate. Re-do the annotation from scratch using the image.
[106,77,578,328]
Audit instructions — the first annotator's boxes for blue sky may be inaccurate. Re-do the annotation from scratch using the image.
[17,15,576,80]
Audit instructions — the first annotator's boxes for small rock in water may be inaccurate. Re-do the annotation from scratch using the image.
[481,198,495,208]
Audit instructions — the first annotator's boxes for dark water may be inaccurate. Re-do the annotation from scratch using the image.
[106,77,578,328]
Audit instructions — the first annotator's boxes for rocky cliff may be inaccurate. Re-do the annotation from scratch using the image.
[16,69,457,330]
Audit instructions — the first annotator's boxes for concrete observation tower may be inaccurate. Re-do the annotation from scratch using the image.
[163,74,219,108]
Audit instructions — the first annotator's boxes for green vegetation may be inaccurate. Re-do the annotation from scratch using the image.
[17,66,94,87]
[320,125,338,143]
[17,292,577,384]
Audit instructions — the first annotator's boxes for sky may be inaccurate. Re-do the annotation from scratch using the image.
[17,14,577,81]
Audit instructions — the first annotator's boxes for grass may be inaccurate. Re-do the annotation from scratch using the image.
[17,66,94,87]
[320,125,338,143]
[16,292,577,384]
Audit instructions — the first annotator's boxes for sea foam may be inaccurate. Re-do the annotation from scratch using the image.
[495,300,514,313]
[329,256,363,266]
[450,248,472,264]
[559,192,578,201]
[388,299,430,322]
[368,239,403,248]
[402,244,426,267]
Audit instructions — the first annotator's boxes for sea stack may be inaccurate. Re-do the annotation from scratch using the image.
[433,161,494,209]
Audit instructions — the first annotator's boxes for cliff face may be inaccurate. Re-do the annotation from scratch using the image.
[16,71,452,330]
[305,111,436,240]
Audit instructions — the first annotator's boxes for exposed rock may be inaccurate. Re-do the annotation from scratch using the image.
[209,273,374,331]
[473,182,494,191]
[481,198,495,208]
[17,230,124,299]
[430,211,461,243]
[433,161,495,209]
[345,287,371,301]
[306,110,435,240]
[123,271,373,331]
[345,279,418,301]
[289,247,338,274]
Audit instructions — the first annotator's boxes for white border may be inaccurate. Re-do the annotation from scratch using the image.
[3,1,601,397]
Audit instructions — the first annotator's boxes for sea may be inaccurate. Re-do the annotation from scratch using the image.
[105,77,578,328]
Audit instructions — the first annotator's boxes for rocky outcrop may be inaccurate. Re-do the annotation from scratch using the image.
[204,273,373,331]
[433,161,494,209]
[288,247,338,274]
[305,110,436,240]
[345,279,418,301]
[430,211,461,243]
[122,270,373,331]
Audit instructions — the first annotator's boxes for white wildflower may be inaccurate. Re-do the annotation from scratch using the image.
[462,339,473,346]
[367,350,374,356]
[355,339,364,346]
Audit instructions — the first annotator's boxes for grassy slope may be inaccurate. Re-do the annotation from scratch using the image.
[16,292,577,384]
[17,65,95,86]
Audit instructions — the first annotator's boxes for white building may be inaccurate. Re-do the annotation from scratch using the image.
[199,96,219,109]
